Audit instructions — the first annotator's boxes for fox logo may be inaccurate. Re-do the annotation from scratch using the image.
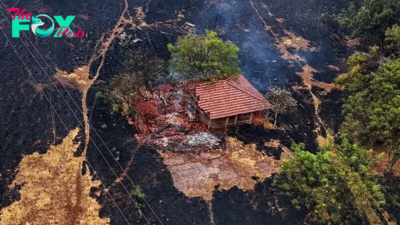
[8,7,85,38]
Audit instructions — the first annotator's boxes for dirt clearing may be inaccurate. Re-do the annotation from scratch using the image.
[161,137,287,200]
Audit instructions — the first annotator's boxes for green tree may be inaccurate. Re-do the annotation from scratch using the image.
[274,137,385,224]
[106,73,143,115]
[338,59,400,173]
[132,187,146,210]
[119,49,169,88]
[167,30,241,81]
[106,50,169,115]
[336,46,382,92]
[265,87,297,126]
[335,0,400,46]
[385,25,400,57]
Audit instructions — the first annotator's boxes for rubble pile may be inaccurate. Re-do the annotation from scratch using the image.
[186,132,220,147]
[133,84,221,152]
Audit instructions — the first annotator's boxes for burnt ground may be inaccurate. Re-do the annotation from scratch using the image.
[212,177,306,225]
[0,0,356,224]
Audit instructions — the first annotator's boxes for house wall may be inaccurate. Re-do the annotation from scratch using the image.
[198,110,255,130]
[198,110,226,130]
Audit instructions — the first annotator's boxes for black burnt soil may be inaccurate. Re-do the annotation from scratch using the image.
[87,97,210,224]
[212,178,306,225]
[0,0,351,223]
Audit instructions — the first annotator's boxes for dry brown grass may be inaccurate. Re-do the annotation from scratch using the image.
[281,30,317,52]
[276,30,318,62]
[311,81,338,93]
[161,138,284,200]
[54,66,92,93]
[0,129,109,225]
[295,64,340,147]
[345,36,361,48]
[317,135,327,147]
[252,111,273,129]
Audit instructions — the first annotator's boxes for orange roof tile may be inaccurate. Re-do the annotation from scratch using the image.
[192,74,273,119]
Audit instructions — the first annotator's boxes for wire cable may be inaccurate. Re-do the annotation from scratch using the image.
[0,6,154,223]
[0,3,165,224]
[0,25,131,225]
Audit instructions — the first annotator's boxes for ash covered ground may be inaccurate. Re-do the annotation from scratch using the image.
[0,0,351,224]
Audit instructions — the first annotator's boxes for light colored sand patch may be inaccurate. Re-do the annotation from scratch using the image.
[281,30,317,52]
[265,139,280,148]
[0,129,109,225]
[317,135,327,147]
[161,138,283,200]
[328,65,340,72]
[54,66,91,92]
[345,36,360,48]
[276,30,318,62]
[295,64,318,89]
[296,65,331,146]
[311,81,338,93]
[296,64,340,93]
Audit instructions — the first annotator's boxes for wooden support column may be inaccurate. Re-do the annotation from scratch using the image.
[208,118,211,130]
[249,112,254,124]
[234,115,238,125]
[225,117,229,127]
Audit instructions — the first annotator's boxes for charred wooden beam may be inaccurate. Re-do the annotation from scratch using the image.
[152,124,172,137]
[249,112,254,124]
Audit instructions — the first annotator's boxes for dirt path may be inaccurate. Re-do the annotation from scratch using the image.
[54,0,130,155]
[81,0,129,154]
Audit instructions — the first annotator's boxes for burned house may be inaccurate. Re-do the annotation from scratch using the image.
[185,74,273,129]
[129,74,272,150]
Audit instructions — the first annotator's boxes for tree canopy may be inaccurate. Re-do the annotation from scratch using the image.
[105,50,168,115]
[334,0,400,173]
[119,49,169,88]
[274,137,385,224]
[167,30,241,81]
[385,25,400,57]
[335,0,400,46]
[265,87,297,126]
[337,58,400,172]
[106,73,142,115]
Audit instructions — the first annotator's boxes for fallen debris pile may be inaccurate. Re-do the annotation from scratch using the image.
[186,132,220,146]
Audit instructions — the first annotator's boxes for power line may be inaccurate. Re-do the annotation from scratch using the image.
[0,25,131,225]
[0,3,165,223]
[0,3,162,223]
[0,5,152,224]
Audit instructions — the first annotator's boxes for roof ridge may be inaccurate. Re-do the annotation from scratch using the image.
[227,76,266,102]
[195,73,239,88]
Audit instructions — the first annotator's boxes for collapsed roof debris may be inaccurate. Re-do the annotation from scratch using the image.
[186,132,220,146]
[132,83,222,152]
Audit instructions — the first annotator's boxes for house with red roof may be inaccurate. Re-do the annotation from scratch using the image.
[185,74,273,129]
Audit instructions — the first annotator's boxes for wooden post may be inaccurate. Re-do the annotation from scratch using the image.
[225,117,229,127]
[208,118,211,130]
[249,112,254,124]
[234,115,238,126]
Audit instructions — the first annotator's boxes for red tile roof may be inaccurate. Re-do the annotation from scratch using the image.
[191,74,273,119]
